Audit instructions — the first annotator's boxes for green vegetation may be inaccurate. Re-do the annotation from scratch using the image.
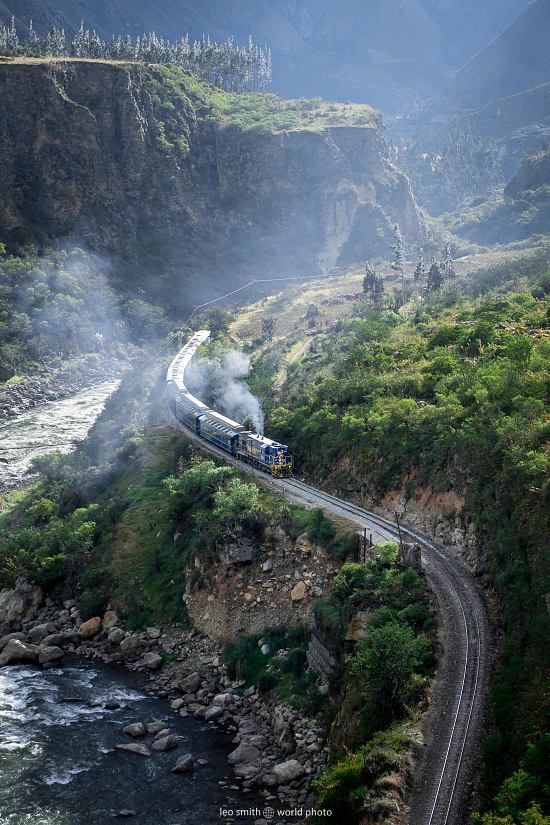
[0,366,299,628]
[310,555,434,824]
[314,726,411,823]
[223,625,325,714]
[0,246,167,382]
[145,64,378,140]
[253,249,550,823]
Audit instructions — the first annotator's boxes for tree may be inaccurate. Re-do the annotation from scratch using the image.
[261,316,275,341]
[413,248,425,288]
[441,242,456,282]
[427,261,444,293]
[390,224,405,291]
[352,621,427,729]
[363,263,384,307]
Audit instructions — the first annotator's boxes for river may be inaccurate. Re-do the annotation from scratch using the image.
[0,381,120,491]
[0,658,257,825]
[0,385,269,825]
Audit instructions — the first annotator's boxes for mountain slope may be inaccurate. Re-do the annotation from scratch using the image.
[0,0,530,112]
[0,58,422,312]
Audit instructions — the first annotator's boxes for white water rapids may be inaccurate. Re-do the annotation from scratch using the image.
[0,381,119,490]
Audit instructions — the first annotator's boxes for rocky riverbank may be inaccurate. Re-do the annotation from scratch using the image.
[0,357,125,421]
[0,579,328,824]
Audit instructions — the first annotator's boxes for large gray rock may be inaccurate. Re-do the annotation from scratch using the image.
[0,638,39,666]
[108,628,126,645]
[172,754,194,773]
[151,734,179,752]
[41,633,64,647]
[142,652,162,670]
[273,759,303,784]
[180,672,201,693]
[204,705,224,721]
[116,743,151,757]
[120,635,140,656]
[38,645,65,665]
[0,632,28,651]
[102,610,119,631]
[28,623,52,644]
[228,743,260,765]
[122,722,146,737]
[273,707,295,754]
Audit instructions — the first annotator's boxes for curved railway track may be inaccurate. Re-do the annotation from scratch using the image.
[168,416,491,824]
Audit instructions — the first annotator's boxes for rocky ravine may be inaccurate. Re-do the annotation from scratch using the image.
[0,59,423,307]
[0,578,327,820]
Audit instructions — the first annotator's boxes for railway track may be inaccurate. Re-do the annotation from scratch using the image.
[169,414,491,825]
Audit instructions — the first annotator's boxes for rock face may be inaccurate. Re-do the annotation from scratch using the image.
[0,579,43,630]
[0,61,422,310]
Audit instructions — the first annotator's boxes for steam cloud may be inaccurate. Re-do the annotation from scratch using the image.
[186,349,265,433]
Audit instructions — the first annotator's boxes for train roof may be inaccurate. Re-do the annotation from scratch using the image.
[241,432,288,449]
[200,409,245,432]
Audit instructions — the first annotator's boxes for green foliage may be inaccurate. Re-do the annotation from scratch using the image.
[262,263,550,820]
[352,622,431,732]
[307,508,336,546]
[223,625,317,709]
[0,247,167,382]
[313,726,411,825]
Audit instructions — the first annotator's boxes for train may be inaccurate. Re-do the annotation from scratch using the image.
[166,330,294,478]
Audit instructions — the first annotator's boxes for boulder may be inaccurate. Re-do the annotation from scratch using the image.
[145,721,167,734]
[122,722,146,737]
[102,611,119,631]
[171,754,194,773]
[116,743,151,757]
[180,672,201,693]
[142,652,162,670]
[171,698,184,711]
[0,632,28,651]
[204,705,224,721]
[108,628,126,645]
[41,633,64,647]
[120,635,139,656]
[228,743,261,765]
[262,559,273,573]
[273,707,295,754]
[28,623,52,644]
[212,693,233,707]
[151,734,179,752]
[290,581,306,602]
[295,533,313,556]
[77,617,101,639]
[116,811,136,818]
[273,759,303,783]
[38,645,65,665]
[145,627,161,639]
[0,639,39,667]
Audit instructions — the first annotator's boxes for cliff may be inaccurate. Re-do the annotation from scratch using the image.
[0,58,422,310]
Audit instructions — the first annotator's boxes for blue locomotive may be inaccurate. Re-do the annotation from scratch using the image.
[166,331,294,478]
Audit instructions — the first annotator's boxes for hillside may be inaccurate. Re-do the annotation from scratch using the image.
[232,250,550,825]
[0,58,421,314]
[0,0,530,112]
